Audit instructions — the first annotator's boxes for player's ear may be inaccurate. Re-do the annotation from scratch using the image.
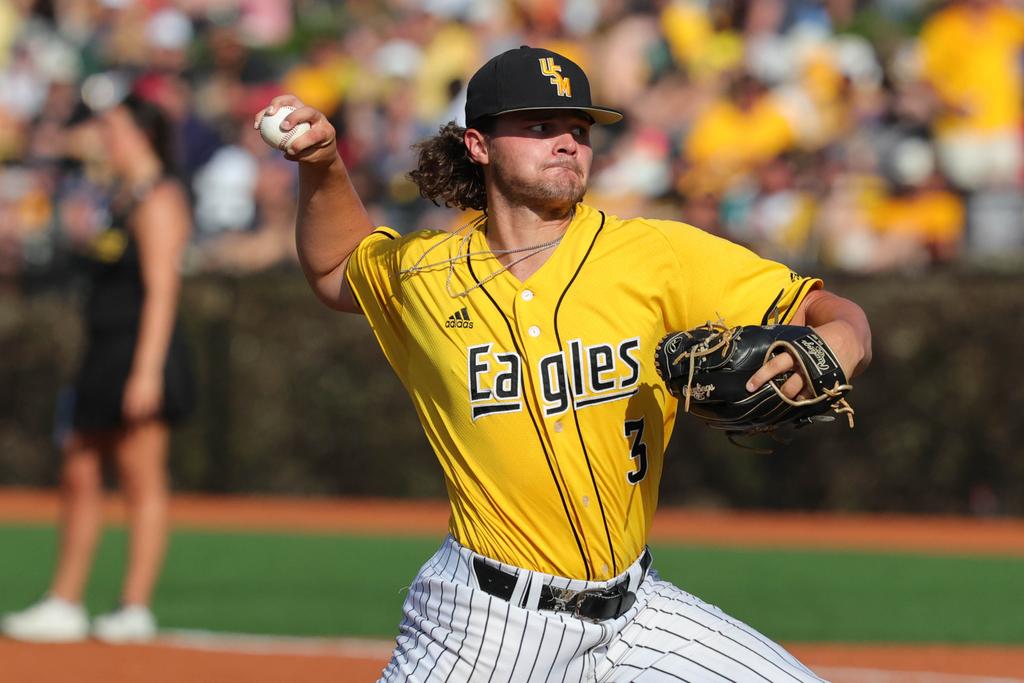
[464,127,489,166]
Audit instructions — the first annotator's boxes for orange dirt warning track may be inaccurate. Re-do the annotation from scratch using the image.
[1,488,1023,682]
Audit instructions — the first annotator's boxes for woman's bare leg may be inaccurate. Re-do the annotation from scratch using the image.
[50,431,109,603]
[114,419,170,606]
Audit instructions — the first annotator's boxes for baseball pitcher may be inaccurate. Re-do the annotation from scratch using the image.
[256,46,871,682]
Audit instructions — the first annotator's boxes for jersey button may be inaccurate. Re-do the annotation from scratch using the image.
[528,326,541,337]
[521,290,534,301]
[553,421,563,433]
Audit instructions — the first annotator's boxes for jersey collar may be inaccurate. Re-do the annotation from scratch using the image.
[462,203,604,310]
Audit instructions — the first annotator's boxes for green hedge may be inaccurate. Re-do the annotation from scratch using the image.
[2,270,1022,514]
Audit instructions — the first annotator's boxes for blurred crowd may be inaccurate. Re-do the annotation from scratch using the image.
[4,0,1024,286]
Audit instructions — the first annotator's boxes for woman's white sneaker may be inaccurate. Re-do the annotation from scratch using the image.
[92,605,157,643]
[1,596,89,642]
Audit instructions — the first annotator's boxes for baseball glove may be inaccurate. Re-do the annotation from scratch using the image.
[654,323,854,440]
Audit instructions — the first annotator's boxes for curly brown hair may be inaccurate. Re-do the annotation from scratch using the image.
[408,121,488,212]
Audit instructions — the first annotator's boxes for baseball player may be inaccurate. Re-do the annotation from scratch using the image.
[257,46,871,681]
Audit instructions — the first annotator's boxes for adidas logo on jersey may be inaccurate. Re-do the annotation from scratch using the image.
[445,307,474,329]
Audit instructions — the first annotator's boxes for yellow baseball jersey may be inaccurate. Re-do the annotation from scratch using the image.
[346,203,819,581]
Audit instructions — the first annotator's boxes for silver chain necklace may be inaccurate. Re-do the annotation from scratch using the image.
[399,213,569,298]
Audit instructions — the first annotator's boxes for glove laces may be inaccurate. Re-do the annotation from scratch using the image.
[673,322,855,428]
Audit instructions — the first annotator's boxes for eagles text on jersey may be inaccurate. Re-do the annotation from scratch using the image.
[467,337,641,420]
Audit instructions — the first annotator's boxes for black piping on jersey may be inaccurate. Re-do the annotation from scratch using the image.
[760,277,813,326]
[466,256,594,580]
[472,403,521,418]
[759,289,784,326]
[345,229,396,313]
[344,260,366,313]
[552,209,618,577]
[574,388,639,409]
[347,273,365,313]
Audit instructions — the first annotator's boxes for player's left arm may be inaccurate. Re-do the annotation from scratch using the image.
[747,288,872,399]
[124,180,192,421]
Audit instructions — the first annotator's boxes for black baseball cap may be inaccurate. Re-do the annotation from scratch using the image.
[464,46,623,128]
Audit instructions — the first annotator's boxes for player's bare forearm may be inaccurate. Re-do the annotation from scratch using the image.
[747,289,871,397]
[255,96,374,313]
[296,156,373,312]
[795,289,872,379]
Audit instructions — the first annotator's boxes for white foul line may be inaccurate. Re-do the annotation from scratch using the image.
[157,629,394,659]
[815,666,1024,683]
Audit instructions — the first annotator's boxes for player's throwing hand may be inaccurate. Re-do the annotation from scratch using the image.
[253,96,337,164]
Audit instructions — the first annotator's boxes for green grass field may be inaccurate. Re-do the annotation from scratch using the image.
[2,524,1022,644]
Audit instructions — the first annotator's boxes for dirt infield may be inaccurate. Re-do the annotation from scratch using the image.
[2,488,1023,681]
[1,639,1023,683]
[2,489,1022,555]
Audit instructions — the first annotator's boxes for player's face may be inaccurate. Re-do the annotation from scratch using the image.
[485,110,593,213]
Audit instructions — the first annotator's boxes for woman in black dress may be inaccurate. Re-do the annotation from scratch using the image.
[3,92,194,643]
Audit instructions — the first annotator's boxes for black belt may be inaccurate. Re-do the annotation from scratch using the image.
[472,549,652,622]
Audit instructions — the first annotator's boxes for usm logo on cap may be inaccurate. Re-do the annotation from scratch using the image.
[539,57,571,98]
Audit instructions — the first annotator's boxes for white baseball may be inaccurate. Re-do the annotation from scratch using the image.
[259,105,311,152]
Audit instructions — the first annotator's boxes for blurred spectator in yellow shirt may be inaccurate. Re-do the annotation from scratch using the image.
[282,39,350,118]
[815,136,888,272]
[660,0,744,83]
[414,20,479,125]
[744,153,818,267]
[682,72,795,195]
[918,0,1024,191]
[872,137,966,267]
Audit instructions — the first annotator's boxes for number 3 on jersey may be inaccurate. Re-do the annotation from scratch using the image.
[624,418,648,484]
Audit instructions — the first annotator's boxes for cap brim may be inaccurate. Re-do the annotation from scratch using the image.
[477,105,624,126]
[579,106,624,125]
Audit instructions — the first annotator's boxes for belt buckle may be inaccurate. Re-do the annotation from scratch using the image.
[547,587,606,622]
[572,586,631,623]
[547,587,583,614]
[547,569,641,622]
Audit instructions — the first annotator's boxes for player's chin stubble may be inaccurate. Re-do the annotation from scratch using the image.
[490,153,587,214]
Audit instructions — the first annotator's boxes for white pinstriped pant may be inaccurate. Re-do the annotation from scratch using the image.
[378,536,827,682]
